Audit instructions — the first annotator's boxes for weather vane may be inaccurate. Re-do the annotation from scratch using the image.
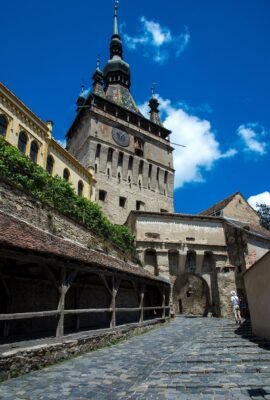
[114,0,119,16]
[81,80,85,94]
[96,53,101,69]
[151,82,158,97]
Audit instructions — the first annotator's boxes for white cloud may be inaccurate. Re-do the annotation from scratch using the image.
[57,138,67,148]
[237,123,267,155]
[248,192,270,210]
[123,17,190,64]
[139,97,237,188]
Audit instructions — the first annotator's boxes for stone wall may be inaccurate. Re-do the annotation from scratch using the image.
[244,252,270,339]
[0,319,167,382]
[223,193,259,224]
[0,178,125,260]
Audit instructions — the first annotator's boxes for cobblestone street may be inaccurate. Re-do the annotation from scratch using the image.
[1,317,270,399]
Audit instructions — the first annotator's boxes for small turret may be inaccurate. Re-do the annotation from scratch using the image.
[76,84,86,109]
[149,85,163,127]
[92,56,105,97]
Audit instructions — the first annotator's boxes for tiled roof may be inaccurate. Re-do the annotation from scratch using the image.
[0,211,166,283]
[199,192,241,216]
[105,84,142,115]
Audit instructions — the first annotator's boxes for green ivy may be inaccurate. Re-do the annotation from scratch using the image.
[0,137,135,252]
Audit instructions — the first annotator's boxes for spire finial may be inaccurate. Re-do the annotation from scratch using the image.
[151,82,158,98]
[81,80,85,94]
[96,53,100,69]
[113,0,119,36]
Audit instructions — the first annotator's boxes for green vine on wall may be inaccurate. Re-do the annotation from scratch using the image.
[0,137,135,252]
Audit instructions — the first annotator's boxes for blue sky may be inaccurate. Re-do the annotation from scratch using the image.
[1,0,270,213]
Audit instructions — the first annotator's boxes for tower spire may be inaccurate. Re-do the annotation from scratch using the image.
[113,0,119,36]
[109,0,122,59]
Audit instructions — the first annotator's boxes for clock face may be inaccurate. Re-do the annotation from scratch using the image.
[112,128,130,147]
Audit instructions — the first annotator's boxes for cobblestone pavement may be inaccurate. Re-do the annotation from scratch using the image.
[1,317,270,399]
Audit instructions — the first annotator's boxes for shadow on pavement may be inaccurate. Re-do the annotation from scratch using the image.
[235,319,270,351]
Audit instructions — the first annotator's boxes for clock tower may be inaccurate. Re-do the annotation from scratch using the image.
[66,1,174,224]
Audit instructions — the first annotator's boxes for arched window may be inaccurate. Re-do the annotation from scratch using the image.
[63,168,70,181]
[30,141,39,163]
[95,144,101,159]
[107,147,113,162]
[46,155,54,175]
[18,131,28,154]
[78,180,84,196]
[0,115,8,137]
[118,152,123,167]
[128,156,133,170]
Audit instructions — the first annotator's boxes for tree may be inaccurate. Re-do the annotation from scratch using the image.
[257,203,270,230]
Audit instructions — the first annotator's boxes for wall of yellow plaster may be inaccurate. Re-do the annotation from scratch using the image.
[0,83,95,201]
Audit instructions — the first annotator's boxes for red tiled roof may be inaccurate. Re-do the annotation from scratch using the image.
[0,211,166,283]
[199,192,241,216]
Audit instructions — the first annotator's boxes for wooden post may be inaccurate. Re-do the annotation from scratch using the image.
[56,268,78,338]
[110,276,120,328]
[75,285,82,331]
[162,287,166,319]
[56,268,66,338]
[139,284,145,324]
[2,275,12,337]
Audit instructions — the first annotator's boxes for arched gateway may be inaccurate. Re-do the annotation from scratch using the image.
[172,273,210,317]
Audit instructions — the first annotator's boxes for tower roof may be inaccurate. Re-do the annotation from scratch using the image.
[101,1,141,115]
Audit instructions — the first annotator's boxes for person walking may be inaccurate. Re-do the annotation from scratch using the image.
[231,290,242,325]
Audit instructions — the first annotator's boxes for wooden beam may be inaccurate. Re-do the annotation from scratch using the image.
[0,310,60,321]
[99,274,112,295]
[64,308,112,315]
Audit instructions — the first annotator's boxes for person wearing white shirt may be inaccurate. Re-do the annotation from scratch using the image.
[231,290,241,325]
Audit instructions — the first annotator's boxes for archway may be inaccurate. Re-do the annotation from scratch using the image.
[172,273,210,317]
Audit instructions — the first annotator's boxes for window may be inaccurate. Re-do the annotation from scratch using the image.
[95,163,98,173]
[148,164,152,178]
[63,168,70,181]
[95,144,101,159]
[134,138,144,156]
[107,168,110,178]
[164,171,168,184]
[18,131,28,154]
[78,180,84,196]
[139,160,144,175]
[118,172,121,183]
[156,167,160,181]
[136,200,145,211]
[99,190,107,202]
[138,180,142,190]
[128,156,133,170]
[119,196,126,208]
[107,147,113,162]
[46,155,54,175]
[0,115,8,137]
[30,141,39,163]
[118,152,123,167]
